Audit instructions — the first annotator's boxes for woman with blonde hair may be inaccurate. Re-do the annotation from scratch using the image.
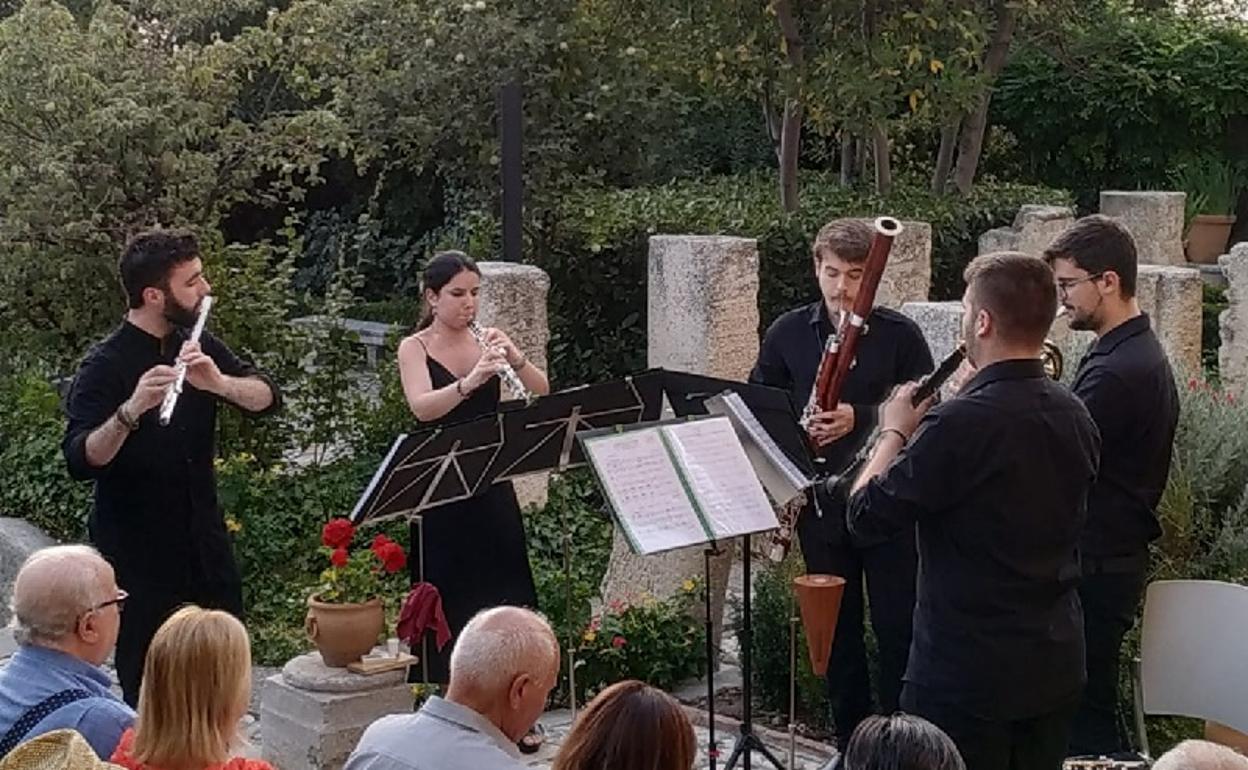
[109,607,269,770]
[552,680,696,770]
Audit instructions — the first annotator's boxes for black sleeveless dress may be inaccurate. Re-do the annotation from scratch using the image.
[408,348,539,683]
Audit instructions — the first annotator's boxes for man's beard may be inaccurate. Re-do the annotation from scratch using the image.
[1067,309,1095,331]
[163,295,200,328]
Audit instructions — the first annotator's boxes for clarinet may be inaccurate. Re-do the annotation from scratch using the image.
[158,295,214,426]
[818,342,966,496]
[468,321,535,404]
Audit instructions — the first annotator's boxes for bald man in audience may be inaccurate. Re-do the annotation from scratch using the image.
[0,546,135,758]
[345,606,559,770]
[1152,740,1248,770]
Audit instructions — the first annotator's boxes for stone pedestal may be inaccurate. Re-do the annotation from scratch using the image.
[259,653,412,770]
[1100,191,1187,266]
[1219,244,1248,397]
[476,261,552,510]
[872,220,932,309]
[1136,265,1204,377]
[598,236,760,645]
[978,205,1076,258]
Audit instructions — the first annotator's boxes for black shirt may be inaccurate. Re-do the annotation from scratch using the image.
[749,301,933,545]
[62,321,280,590]
[1071,314,1178,560]
[848,359,1101,719]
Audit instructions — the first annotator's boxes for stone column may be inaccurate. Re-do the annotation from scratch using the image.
[1136,265,1204,377]
[978,205,1076,258]
[598,236,760,646]
[476,261,552,510]
[874,220,932,309]
[1100,191,1188,266]
[900,301,964,368]
[1219,244,1248,397]
[260,653,413,770]
[900,301,1095,387]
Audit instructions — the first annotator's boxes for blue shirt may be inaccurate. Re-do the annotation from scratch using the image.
[0,645,135,758]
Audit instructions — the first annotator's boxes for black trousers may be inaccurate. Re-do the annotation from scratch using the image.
[903,684,1079,770]
[800,525,916,745]
[115,579,243,706]
[1068,566,1147,757]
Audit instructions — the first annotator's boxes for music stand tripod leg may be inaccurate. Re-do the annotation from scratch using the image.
[723,534,787,770]
[704,543,720,770]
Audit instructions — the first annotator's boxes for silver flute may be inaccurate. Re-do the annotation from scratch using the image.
[468,320,535,403]
[159,295,214,426]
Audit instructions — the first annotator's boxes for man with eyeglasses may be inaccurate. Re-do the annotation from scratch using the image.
[1043,215,1180,759]
[0,546,135,759]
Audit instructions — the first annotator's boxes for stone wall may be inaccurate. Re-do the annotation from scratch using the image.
[875,220,932,309]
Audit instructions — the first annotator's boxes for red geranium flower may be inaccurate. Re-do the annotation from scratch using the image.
[322,518,355,549]
[371,534,394,555]
[611,635,627,649]
[330,547,349,567]
[376,542,407,574]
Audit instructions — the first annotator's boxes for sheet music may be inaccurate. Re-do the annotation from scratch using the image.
[706,392,811,503]
[660,418,780,539]
[581,429,710,555]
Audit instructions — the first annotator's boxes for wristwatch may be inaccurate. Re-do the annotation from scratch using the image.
[115,403,140,431]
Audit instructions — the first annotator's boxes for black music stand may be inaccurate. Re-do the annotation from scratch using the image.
[349,371,666,689]
[350,371,666,525]
[662,373,820,770]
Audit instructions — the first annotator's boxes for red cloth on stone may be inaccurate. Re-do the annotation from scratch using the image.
[397,582,453,652]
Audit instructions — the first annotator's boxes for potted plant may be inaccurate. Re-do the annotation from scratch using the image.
[305,518,409,667]
[1173,155,1240,264]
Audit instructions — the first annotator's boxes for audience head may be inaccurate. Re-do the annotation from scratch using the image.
[446,606,559,742]
[961,252,1057,368]
[10,545,125,666]
[1043,214,1140,334]
[1152,740,1248,770]
[133,606,252,770]
[552,679,696,770]
[841,714,965,770]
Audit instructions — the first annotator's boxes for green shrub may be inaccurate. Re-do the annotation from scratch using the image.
[531,172,1070,387]
[992,10,1248,209]
[1203,284,1228,376]
[0,372,90,542]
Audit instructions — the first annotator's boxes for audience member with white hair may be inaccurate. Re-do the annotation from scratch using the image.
[0,546,135,759]
[1152,740,1248,770]
[345,606,559,770]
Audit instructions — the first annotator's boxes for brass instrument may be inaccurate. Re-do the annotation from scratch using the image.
[468,320,535,403]
[1042,339,1065,380]
[158,295,213,427]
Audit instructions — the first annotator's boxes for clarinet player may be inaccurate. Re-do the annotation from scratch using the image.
[395,251,551,754]
[62,229,281,705]
[748,219,933,749]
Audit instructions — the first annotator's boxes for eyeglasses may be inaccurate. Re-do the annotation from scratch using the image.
[85,589,128,615]
[1056,272,1104,297]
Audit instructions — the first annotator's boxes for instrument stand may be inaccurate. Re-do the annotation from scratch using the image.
[703,543,722,770]
[724,534,787,770]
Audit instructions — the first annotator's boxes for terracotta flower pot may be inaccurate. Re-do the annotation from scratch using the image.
[305,594,384,667]
[1186,214,1237,264]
